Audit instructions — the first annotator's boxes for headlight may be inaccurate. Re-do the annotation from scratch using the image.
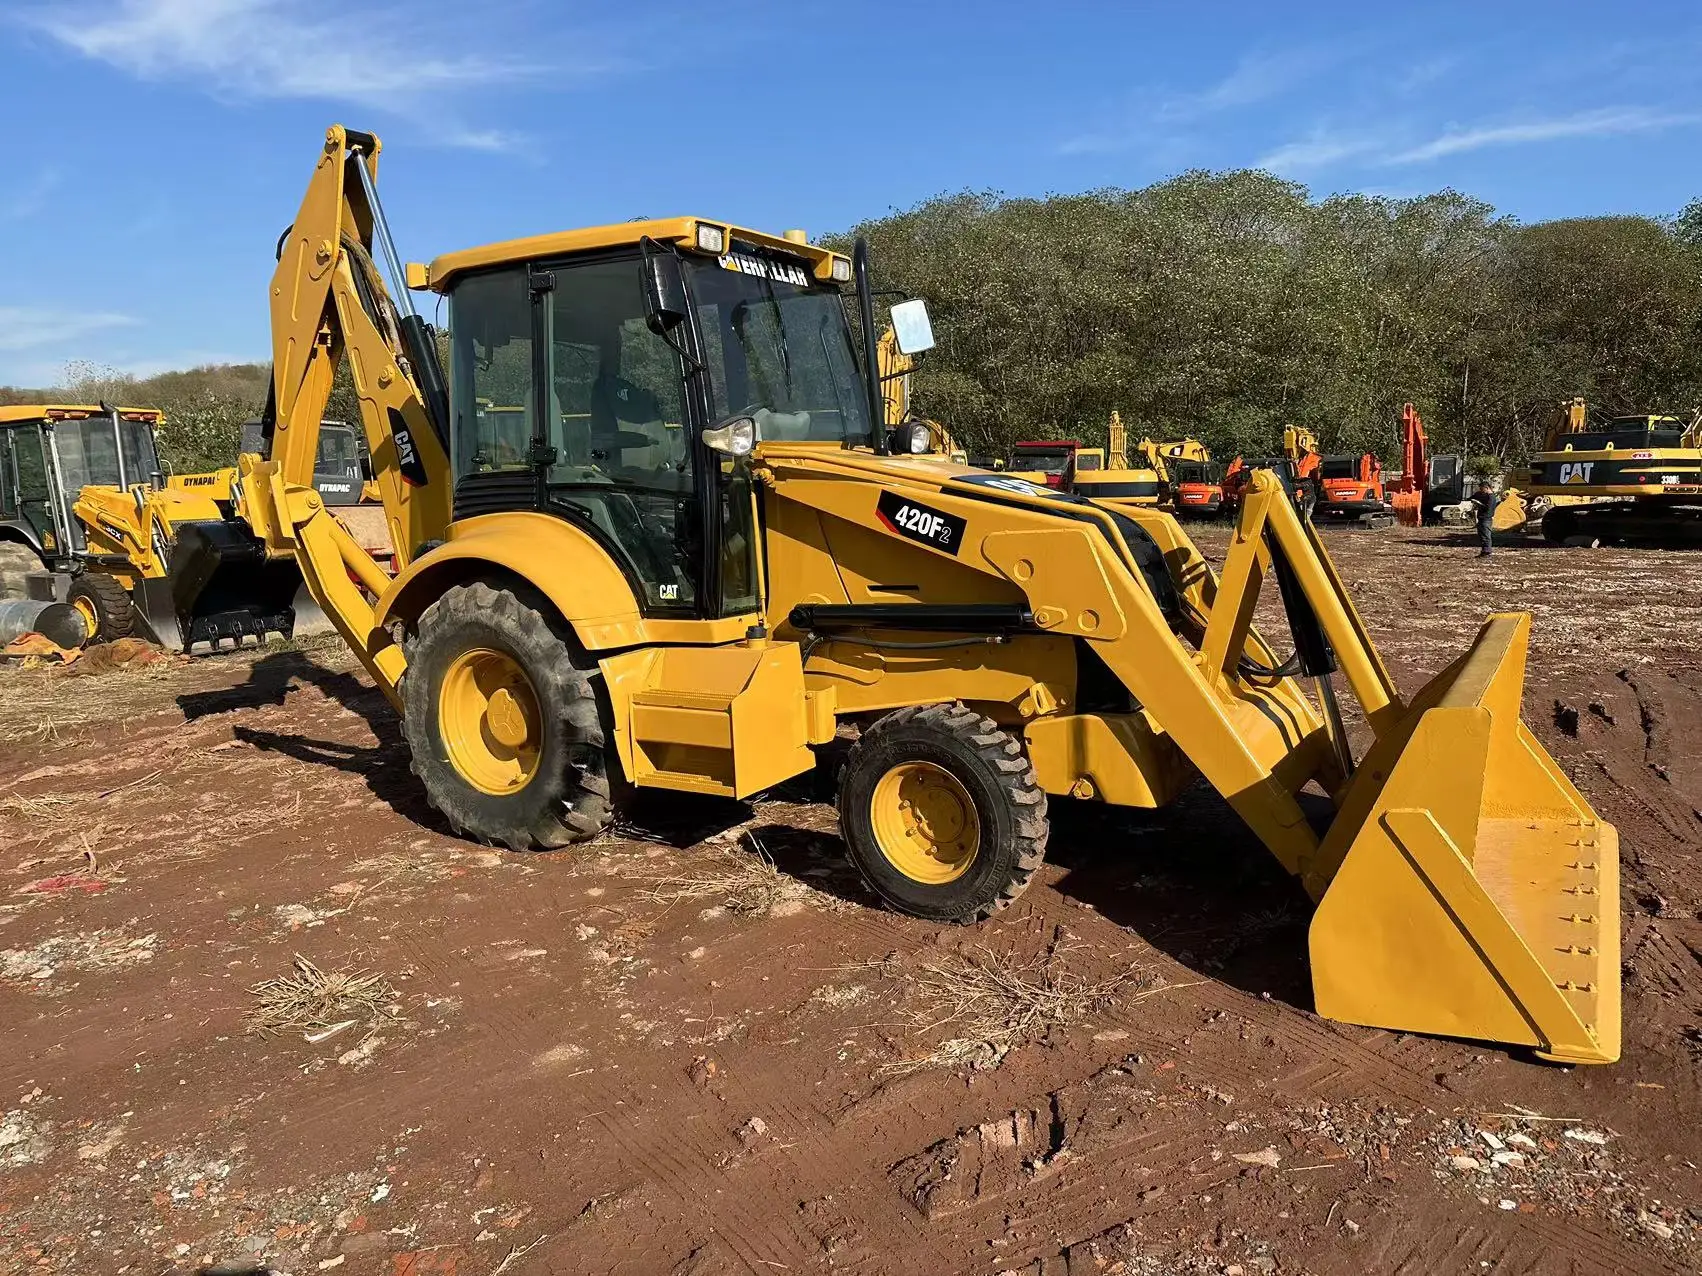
[695,223,726,255]
[896,422,931,455]
[830,256,852,282]
[702,415,756,456]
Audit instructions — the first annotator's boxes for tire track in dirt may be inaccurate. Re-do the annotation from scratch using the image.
[567,1060,824,1272]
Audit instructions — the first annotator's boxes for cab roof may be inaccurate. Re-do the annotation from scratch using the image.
[423,217,849,290]
[0,405,162,425]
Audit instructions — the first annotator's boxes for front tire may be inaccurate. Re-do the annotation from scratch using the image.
[402,581,615,850]
[837,703,1048,922]
[68,571,134,642]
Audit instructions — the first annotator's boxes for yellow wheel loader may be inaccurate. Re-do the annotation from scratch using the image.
[230,125,1620,1064]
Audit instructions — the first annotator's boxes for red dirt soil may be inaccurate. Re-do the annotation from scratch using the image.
[1,525,1700,1276]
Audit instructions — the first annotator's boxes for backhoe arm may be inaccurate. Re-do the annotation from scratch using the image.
[241,124,454,705]
[266,124,452,561]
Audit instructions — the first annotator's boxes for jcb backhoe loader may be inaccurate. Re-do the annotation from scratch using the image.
[0,404,301,645]
[230,125,1620,1065]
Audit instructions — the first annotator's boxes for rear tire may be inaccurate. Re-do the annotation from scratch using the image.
[1541,508,1576,544]
[68,571,134,642]
[402,581,615,850]
[837,702,1047,922]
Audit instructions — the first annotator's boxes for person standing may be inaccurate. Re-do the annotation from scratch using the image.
[1470,481,1501,557]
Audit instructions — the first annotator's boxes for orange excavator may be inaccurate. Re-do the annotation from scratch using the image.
[1388,404,1464,526]
[1315,451,1393,527]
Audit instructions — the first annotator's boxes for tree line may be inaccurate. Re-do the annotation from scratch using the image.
[0,360,361,476]
[835,172,1702,465]
[6,170,1699,472]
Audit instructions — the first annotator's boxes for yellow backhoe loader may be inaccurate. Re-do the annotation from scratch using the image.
[223,125,1619,1065]
[0,404,303,646]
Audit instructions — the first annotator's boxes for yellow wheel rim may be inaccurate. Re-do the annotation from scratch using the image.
[70,595,99,640]
[871,761,980,884]
[438,648,542,796]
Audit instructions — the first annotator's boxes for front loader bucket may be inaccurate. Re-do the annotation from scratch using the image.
[137,521,301,652]
[1308,613,1620,1064]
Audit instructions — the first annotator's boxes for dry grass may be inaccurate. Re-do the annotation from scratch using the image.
[0,793,76,822]
[634,833,792,916]
[246,954,398,1039]
[0,660,185,742]
[870,942,1174,1074]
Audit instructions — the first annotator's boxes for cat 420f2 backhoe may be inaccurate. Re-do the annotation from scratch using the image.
[227,125,1620,1065]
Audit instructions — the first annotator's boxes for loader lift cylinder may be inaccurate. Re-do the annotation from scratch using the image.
[1267,529,1355,778]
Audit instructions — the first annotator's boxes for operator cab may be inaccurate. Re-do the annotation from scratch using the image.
[436,221,912,621]
[0,406,163,564]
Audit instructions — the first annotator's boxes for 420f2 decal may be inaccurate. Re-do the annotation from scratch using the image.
[876,490,966,555]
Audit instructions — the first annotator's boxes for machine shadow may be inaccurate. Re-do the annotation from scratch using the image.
[177,649,381,721]
[1046,783,1318,1012]
[177,649,440,830]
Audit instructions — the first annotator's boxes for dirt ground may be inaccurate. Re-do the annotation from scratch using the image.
[3,524,1701,1276]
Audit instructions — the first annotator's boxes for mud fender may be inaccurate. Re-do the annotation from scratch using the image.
[374,511,644,650]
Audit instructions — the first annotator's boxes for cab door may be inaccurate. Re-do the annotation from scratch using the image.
[3,424,66,559]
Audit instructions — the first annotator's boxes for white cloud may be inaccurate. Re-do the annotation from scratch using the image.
[0,308,138,354]
[2,167,62,221]
[1256,131,1378,176]
[20,0,560,144]
[1060,44,1339,155]
[1386,106,1700,164]
[434,126,530,155]
[1162,47,1333,121]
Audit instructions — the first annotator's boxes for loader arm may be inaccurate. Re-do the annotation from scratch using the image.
[763,454,1619,1063]
[240,124,454,705]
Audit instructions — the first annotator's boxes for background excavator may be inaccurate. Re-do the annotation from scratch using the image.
[1133,433,1223,518]
[1526,396,1702,544]
[1068,411,1163,507]
[1387,404,1466,527]
[194,124,1621,1066]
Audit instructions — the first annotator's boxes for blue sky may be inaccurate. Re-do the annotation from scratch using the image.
[2,0,1699,386]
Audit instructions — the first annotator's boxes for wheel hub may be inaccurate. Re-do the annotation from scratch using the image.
[70,595,99,640]
[871,761,980,884]
[438,648,542,796]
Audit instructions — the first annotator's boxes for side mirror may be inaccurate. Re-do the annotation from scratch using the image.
[889,298,935,356]
[644,253,690,334]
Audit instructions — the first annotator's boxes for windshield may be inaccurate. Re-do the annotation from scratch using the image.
[53,418,124,497]
[121,419,161,484]
[685,252,871,444]
[317,425,361,474]
[1319,456,1355,479]
[1013,450,1072,475]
